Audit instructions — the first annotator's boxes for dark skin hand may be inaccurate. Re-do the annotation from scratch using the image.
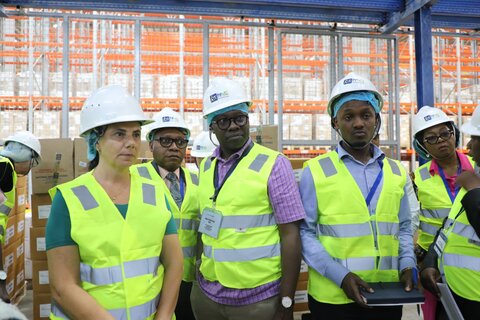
[420,267,441,297]
[341,272,373,307]
[400,268,414,292]
[0,281,10,303]
[272,307,293,320]
[456,170,480,191]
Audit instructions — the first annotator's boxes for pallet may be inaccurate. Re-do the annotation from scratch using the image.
[11,282,27,305]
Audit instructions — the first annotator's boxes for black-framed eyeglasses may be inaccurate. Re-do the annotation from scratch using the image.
[212,114,248,130]
[423,130,454,145]
[154,137,189,148]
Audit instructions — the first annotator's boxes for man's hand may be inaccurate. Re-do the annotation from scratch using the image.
[456,171,480,191]
[0,282,10,303]
[340,272,373,307]
[420,267,441,297]
[400,268,414,292]
[271,306,293,320]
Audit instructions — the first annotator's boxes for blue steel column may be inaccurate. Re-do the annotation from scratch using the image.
[414,6,434,109]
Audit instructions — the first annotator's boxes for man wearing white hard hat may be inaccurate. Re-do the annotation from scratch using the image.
[191,78,305,320]
[133,107,198,320]
[300,72,416,319]
[46,85,183,319]
[191,131,218,169]
[0,130,41,303]
[412,106,475,319]
[421,106,480,320]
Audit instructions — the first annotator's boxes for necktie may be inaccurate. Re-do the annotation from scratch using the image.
[166,172,182,208]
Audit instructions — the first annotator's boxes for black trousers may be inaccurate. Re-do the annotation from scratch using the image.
[175,281,195,320]
[452,290,480,320]
[308,295,402,320]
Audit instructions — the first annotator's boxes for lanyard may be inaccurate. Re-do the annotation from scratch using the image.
[437,162,462,204]
[211,142,254,204]
[365,160,383,207]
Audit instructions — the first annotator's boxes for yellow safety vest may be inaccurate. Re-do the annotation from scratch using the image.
[415,156,475,251]
[305,151,406,304]
[440,188,480,302]
[48,171,171,320]
[0,157,16,244]
[198,143,282,289]
[133,162,199,282]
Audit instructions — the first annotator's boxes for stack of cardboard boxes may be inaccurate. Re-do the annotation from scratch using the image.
[2,174,27,303]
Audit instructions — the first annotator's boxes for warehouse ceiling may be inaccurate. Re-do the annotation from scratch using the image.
[1,0,480,33]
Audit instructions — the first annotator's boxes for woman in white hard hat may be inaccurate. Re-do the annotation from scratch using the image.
[412,106,475,320]
[45,85,183,319]
[421,106,480,320]
[190,131,218,168]
[0,130,41,303]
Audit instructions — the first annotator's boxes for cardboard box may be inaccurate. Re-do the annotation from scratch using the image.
[73,137,89,178]
[294,280,309,312]
[33,260,50,293]
[4,214,16,246]
[250,125,279,151]
[14,185,27,214]
[31,194,52,227]
[30,227,47,261]
[298,260,309,281]
[31,138,74,194]
[2,238,19,274]
[289,158,309,183]
[15,255,25,293]
[5,269,15,297]
[16,211,25,243]
[34,292,52,320]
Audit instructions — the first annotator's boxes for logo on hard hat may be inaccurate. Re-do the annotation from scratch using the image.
[210,90,229,103]
[162,116,178,123]
[344,78,363,85]
[424,114,439,122]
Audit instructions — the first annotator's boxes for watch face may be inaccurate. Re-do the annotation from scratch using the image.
[0,270,6,281]
[281,296,292,308]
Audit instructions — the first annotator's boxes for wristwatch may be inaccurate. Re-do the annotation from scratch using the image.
[281,296,293,309]
[0,270,6,281]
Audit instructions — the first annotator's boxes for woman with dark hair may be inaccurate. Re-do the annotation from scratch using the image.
[46,85,183,320]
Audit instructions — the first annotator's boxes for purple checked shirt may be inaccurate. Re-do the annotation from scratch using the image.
[197,138,306,305]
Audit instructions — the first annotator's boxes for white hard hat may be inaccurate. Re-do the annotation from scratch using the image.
[413,106,452,137]
[203,78,252,117]
[327,72,383,117]
[191,131,218,157]
[146,107,190,141]
[4,131,42,162]
[79,85,153,137]
[461,106,480,136]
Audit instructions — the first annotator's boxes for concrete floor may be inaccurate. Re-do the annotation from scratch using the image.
[15,289,423,320]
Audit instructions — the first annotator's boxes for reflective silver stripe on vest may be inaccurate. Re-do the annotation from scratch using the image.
[72,185,99,210]
[0,203,11,215]
[387,159,401,176]
[443,253,480,272]
[142,183,156,206]
[419,167,431,181]
[108,308,127,320]
[52,300,69,318]
[183,246,196,258]
[334,257,375,271]
[379,256,398,270]
[80,262,123,285]
[317,222,371,238]
[421,208,451,219]
[249,154,269,172]
[190,172,199,186]
[377,222,399,236]
[419,221,439,236]
[451,221,480,242]
[318,157,337,177]
[219,213,275,229]
[180,218,199,231]
[204,158,212,172]
[203,243,280,262]
[124,257,160,278]
[137,166,152,180]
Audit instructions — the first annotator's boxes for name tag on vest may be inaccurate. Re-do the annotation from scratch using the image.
[199,208,223,239]
[434,231,448,256]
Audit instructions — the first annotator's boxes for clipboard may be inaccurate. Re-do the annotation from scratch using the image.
[363,282,425,306]
[437,283,464,320]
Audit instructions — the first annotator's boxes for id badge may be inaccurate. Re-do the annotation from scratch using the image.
[199,208,223,239]
[434,230,448,256]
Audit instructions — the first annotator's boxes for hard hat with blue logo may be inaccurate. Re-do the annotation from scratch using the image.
[146,107,190,141]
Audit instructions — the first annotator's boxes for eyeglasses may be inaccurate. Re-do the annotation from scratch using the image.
[153,137,189,148]
[423,130,454,145]
[212,114,248,130]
